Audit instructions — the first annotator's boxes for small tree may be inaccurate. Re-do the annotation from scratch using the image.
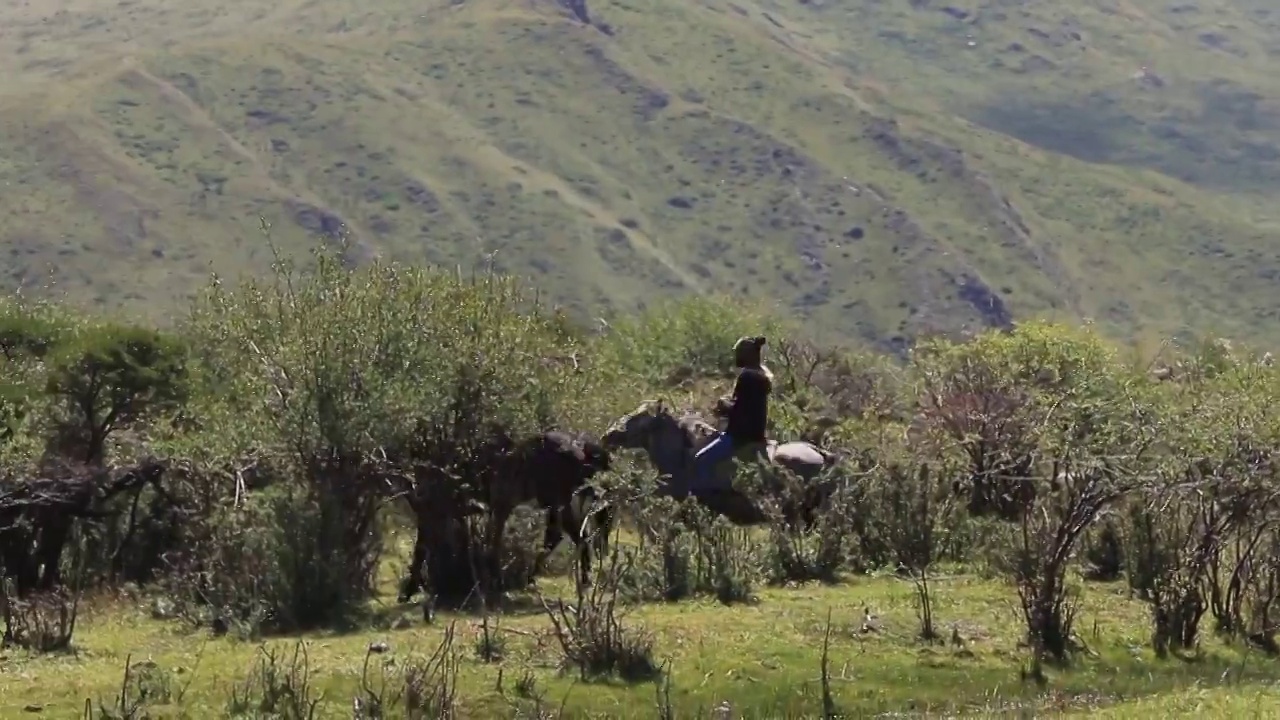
[1126,340,1280,655]
[913,322,1163,668]
[592,295,784,386]
[0,299,73,464]
[179,250,438,626]
[180,247,601,617]
[44,323,189,465]
[869,458,958,641]
[0,304,186,596]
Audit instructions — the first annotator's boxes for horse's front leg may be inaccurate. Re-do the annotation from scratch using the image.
[534,507,566,584]
[589,501,614,573]
[803,482,828,531]
[559,504,594,589]
[35,518,70,591]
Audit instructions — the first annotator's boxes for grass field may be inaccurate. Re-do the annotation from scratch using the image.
[4,0,1280,348]
[6,565,1280,718]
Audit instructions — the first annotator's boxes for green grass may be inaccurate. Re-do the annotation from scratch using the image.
[4,0,1280,347]
[7,571,1280,718]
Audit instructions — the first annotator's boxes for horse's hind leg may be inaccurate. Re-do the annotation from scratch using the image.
[399,516,430,603]
[482,505,513,599]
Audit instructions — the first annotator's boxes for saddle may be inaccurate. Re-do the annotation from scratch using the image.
[681,413,779,466]
[733,440,776,466]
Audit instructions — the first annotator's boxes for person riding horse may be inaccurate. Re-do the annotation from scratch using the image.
[690,335,772,496]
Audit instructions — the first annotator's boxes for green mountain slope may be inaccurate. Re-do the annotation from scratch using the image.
[2,0,1279,348]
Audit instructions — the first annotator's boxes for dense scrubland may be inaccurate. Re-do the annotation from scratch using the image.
[4,249,1280,718]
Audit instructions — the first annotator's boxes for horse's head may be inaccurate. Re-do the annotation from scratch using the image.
[600,399,690,453]
[579,437,612,474]
[602,400,662,450]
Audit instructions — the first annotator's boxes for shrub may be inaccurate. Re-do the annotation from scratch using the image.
[353,624,461,719]
[165,483,372,636]
[226,641,324,719]
[0,299,69,465]
[181,249,601,611]
[913,322,1164,667]
[44,322,189,465]
[0,581,79,652]
[592,295,784,386]
[540,538,661,683]
[1123,341,1280,655]
[624,484,762,604]
[87,656,185,720]
[761,465,851,586]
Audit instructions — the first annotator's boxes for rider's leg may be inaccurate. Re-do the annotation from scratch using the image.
[692,432,737,493]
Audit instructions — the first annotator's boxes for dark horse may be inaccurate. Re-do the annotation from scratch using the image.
[1,459,169,596]
[397,430,614,603]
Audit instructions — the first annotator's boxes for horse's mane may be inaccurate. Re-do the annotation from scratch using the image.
[646,401,719,449]
[636,401,704,427]
[577,436,611,472]
[677,413,718,439]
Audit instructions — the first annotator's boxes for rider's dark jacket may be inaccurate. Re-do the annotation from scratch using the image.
[726,367,771,445]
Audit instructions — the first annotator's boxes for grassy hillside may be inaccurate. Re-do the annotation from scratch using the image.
[3,0,1280,347]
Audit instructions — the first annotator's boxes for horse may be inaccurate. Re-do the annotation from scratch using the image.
[600,400,839,527]
[512,433,614,585]
[0,459,169,596]
[397,430,614,602]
